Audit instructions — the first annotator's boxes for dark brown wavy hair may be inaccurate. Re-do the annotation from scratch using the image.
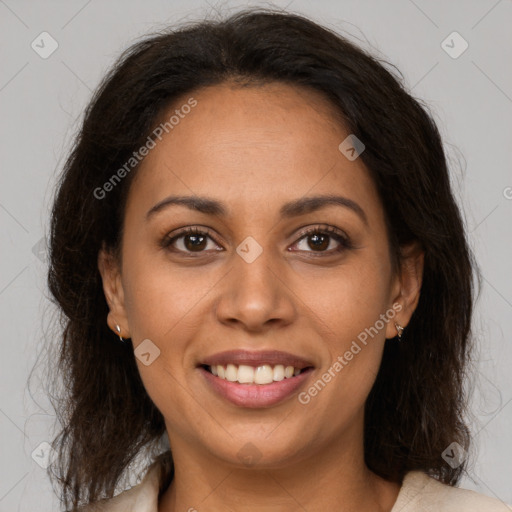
[45,7,477,510]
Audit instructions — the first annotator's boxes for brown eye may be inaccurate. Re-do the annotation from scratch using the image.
[292,226,352,255]
[182,233,208,251]
[162,227,221,254]
[305,232,330,251]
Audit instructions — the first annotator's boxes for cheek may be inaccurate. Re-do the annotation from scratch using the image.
[298,252,393,341]
[298,252,392,397]
[122,248,218,340]
[121,257,207,422]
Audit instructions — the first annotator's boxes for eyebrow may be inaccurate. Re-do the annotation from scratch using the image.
[146,194,368,225]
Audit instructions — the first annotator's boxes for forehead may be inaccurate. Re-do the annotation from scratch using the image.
[125,82,380,222]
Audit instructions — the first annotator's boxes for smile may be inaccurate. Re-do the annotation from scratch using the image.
[198,349,316,408]
[205,363,307,384]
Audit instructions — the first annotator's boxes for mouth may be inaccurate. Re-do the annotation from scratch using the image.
[201,363,312,384]
[197,350,315,408]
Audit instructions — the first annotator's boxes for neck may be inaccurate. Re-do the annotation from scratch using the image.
[158,431,401,512]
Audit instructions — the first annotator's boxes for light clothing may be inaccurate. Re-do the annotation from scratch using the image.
[80,460,510,511]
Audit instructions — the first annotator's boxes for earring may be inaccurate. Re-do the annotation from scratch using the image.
[394,323,404,341]
[115,324,125,342]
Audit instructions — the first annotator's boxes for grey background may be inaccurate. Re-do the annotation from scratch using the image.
[0,0,511,510]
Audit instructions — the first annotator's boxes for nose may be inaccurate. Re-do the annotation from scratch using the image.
[214,245,297,333]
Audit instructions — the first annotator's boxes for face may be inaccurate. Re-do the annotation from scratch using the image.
[99,82,422,469]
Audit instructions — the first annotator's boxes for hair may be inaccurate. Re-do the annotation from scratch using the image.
[46,7,476,510]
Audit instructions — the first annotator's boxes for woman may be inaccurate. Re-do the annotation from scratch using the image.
[46,8,509,511]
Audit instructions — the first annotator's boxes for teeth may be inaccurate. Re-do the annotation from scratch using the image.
[207,363,305,385]
[254,365,273,384]
[225,364,238,382]
[273,364,285,381]
[237,364,255,383]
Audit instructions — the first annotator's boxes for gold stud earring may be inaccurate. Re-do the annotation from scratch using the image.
[394,323,404,341]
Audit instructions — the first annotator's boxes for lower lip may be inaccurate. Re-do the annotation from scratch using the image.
[199,366,314,408]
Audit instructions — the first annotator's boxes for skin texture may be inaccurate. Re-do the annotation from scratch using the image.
[98,82,424,512]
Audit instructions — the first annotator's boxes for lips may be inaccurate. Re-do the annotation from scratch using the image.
[200,349,314,370]
[198,350,315,408]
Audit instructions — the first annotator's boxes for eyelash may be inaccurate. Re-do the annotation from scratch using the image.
[160,225,353,257]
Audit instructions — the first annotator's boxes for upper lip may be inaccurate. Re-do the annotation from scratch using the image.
[200,350,315,370]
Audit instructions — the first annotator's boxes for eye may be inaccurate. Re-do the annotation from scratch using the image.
[161,227,222,254]
[161,224,352,256]
[290,225,352,255]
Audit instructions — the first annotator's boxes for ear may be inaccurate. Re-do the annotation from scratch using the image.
[385,241,424,339]
[97,244,130,339]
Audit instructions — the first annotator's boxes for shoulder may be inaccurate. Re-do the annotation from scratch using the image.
[392,470,510,512]
[72,460,162,512]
